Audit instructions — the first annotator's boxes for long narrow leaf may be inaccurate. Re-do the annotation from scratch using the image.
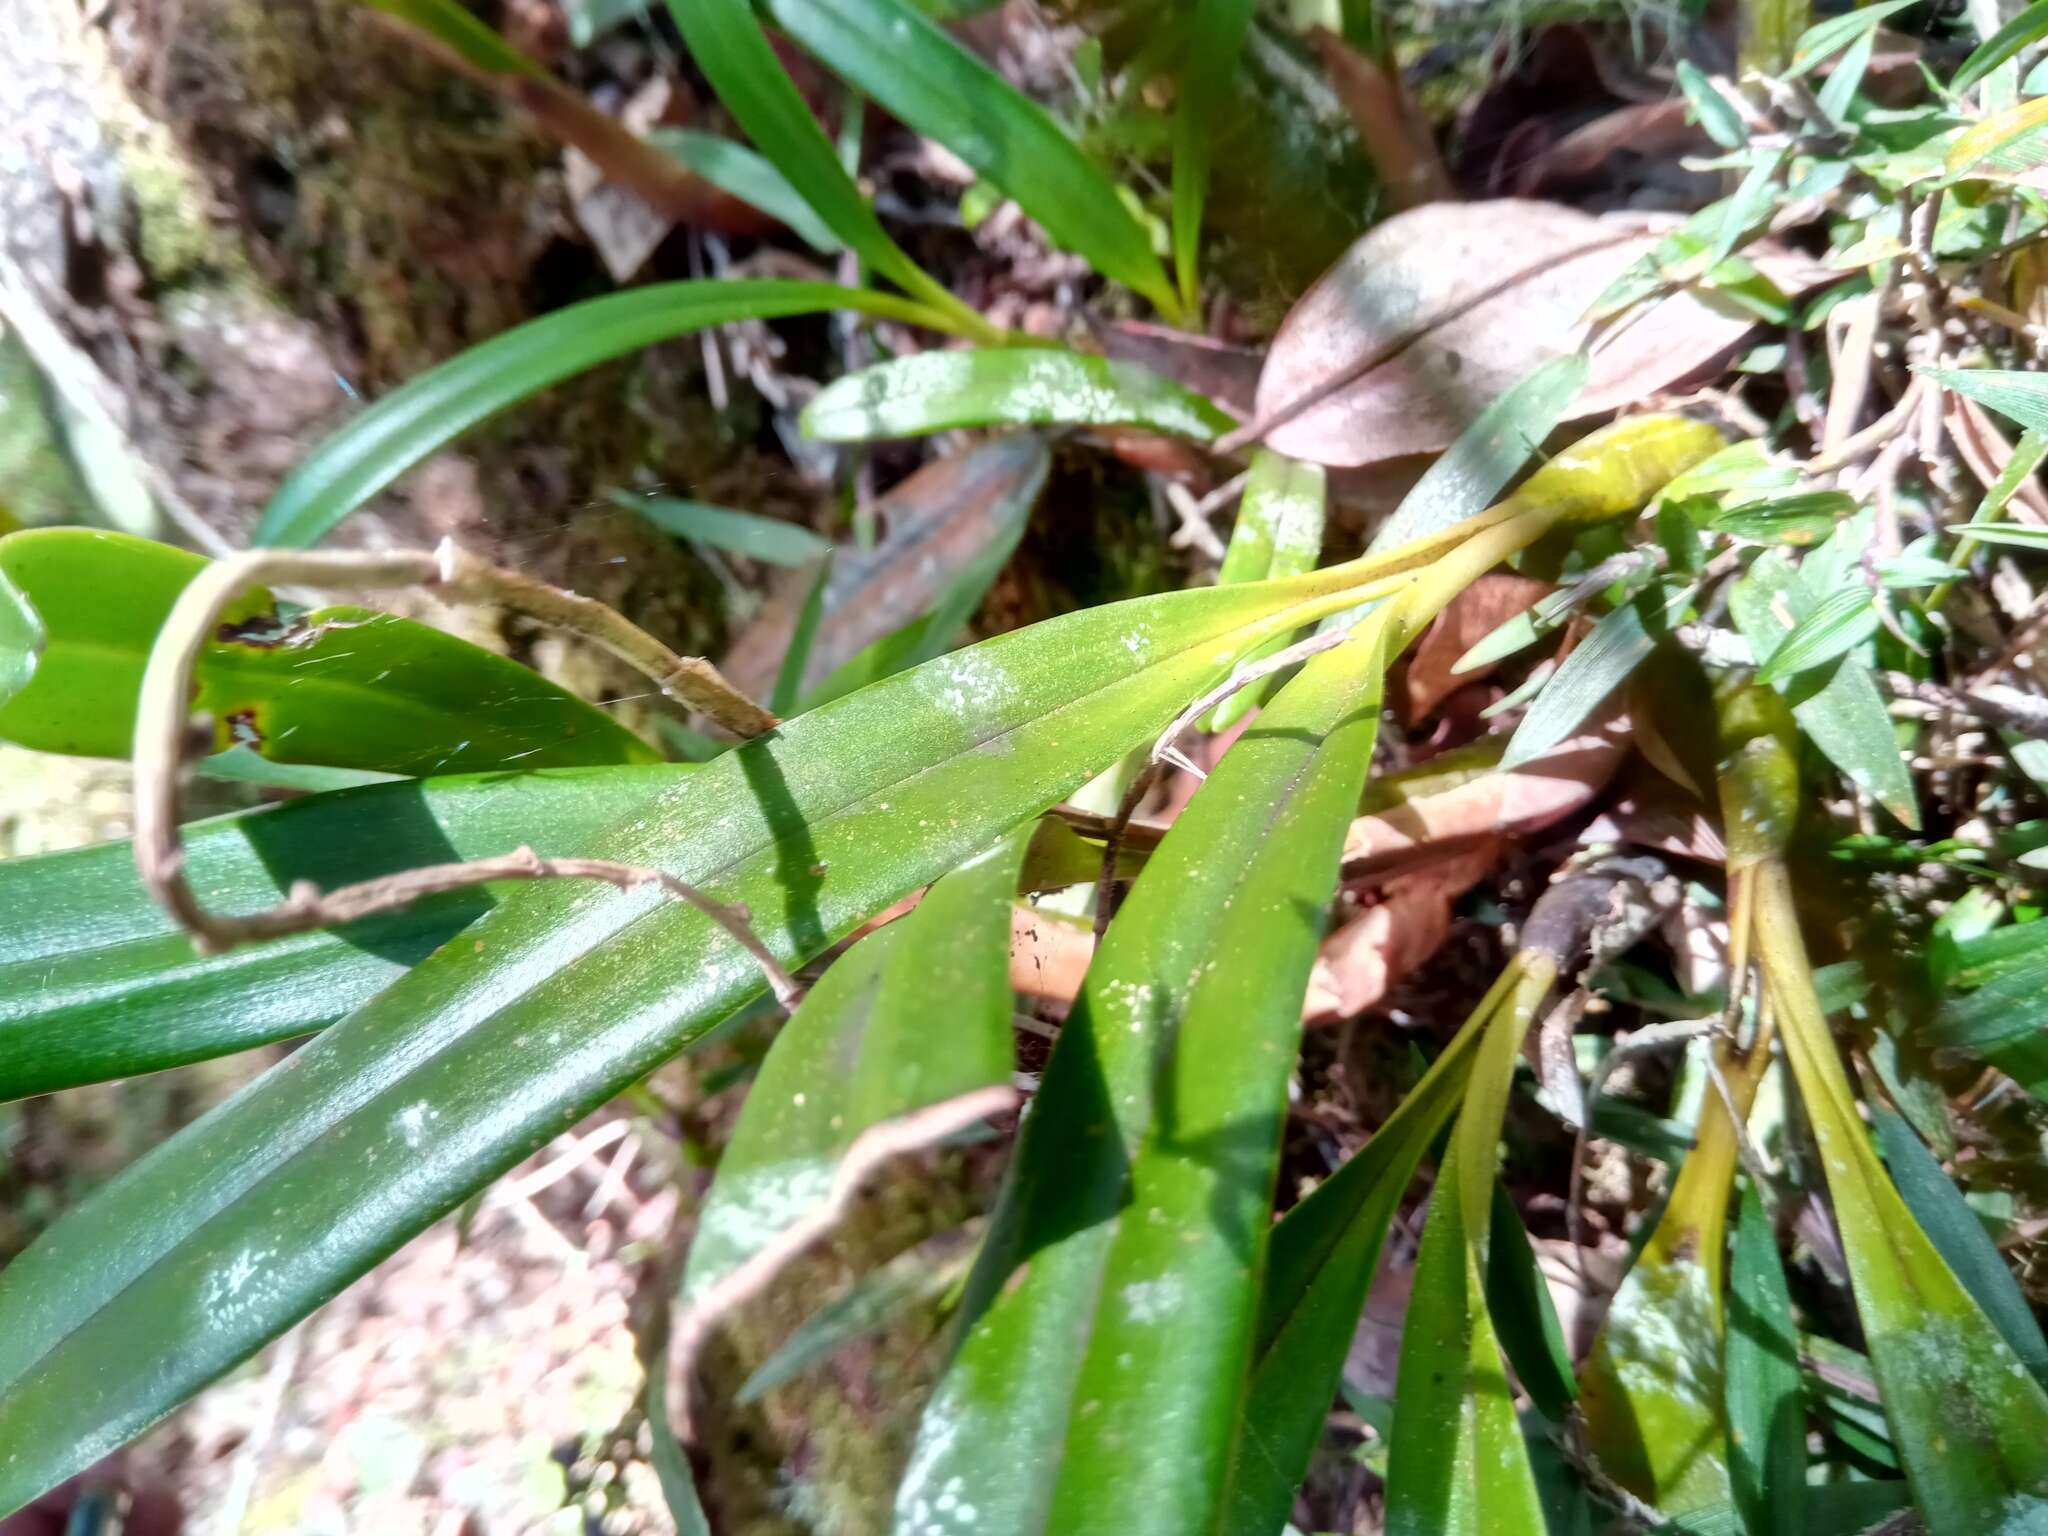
[897,622,1392,1536]
[257,281,938,548]
[1955,0,2048,91]
[1502,581,1690,769]
[1211,448,1327,729]
[1170,0,1255,309]
[760,0,1182,318]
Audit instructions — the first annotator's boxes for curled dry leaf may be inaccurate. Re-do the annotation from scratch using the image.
[1945,393,2048,525]
[1403,570,1556,719]
[1245,199,1824,468]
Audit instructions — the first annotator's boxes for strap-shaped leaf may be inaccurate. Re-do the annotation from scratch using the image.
[255,280,942,548]
[0,764,689,1100]
[895,622,1391,1536]
[0,559,1392,1513]
[1753,584,1878,684]
[1954,0,2048,91]
[1920,366,2048,434]
[671,828,1027,1405]
[1725,1184,1804,1536]
[1757,861,2048,1534]
[1502,580,1692,769]
[0,529,654,771]
[801,349,1235,444]
[758,0,1181,319]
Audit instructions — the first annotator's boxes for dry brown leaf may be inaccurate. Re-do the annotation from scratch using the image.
[720,434,1050,699]
[1302,841,1504,1022]
[1944,393,2048,525]
[1096,319,1264,416]
[1243,199,1824,467]
[1510,99,1703,197]
[1402,571,1555,719]
[1308,26,1453,212]
[1343,714,1629,880]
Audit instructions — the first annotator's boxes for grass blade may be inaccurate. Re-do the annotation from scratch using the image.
[1956,1,2048,94]
[1502,581,1690,769]
[1753,584,1879,683]
[645,127,843,252]
[623,493,832,566]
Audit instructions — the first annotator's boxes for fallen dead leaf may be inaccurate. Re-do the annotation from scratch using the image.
[721,434,1051,700]
[1240,199,1826,467]
[1303,841,1504,1022]
[1944,392,2048,525]
[1403,571,1555,720]
[1509,99,1704,197]
[1309,26,1452,211]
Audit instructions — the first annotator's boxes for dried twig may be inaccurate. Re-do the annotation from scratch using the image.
[132,542,789,994]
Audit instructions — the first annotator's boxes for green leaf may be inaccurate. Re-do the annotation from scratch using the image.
[758,0,1182,318]
[1484,1182,1576,1423]
[1170,0,1254,309]
[361,0,545,76]
[800,348,1235,443]
[1955,521,2048,552]
[1754,584,1879,684]
[898,625,1391,1536]
[1930,927,2048,1096]
[1383,1147,1546,1536]
[1874,1107,2048,1389]
[1224,968,1505,1536]
[1710,490,1854,545]
[1366,354,1591,556]
[773,552,836,717]
[1210,448,1327,730]
[1787,0,1917,75]
[1954,0,2048,93]
[661,0,987,336]
[1676,61,1748,149]
[1760,864,2048,1536]
[1815,29,1876,124]
[258,281,942,548]
[674,827,1026,1359]
[0,557,1387,1511]
[621,492,832,566]
[644,127,844,253]
[1501,582,1690,769]
[1726,1184,1804,1536]
[1920,367,2048,435]
[0,763,690,1100]
[1729,549,1918,829]
[0,529,653,772]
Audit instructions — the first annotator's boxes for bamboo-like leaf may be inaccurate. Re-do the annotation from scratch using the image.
[1921,366,2048,434]
[1929,925,2048,1096]
[1710,490,1855,545]
[1210,449,1328,730]
[1725,1185,1804,1536]
[1170,0,1255,309]
[1955,0,2048,91]
[0,529,653,771]
[0,764,687,1101]
[0,546,1425,1511]
[1502,581,1691,769]
[670,828,1028,1397]
[1786,0,1917,75]
[1729,549,1918,828]
[896,622,1392,1536]
[1874,1107,2048,1389]
[801,349,1235,444]
[1758,862,2048,1536]
[758,0,1182,319]
[1676,61,1748,149]
[1955,521,2048,552]
[1754,584,1879,683]
[258,281,941,548]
